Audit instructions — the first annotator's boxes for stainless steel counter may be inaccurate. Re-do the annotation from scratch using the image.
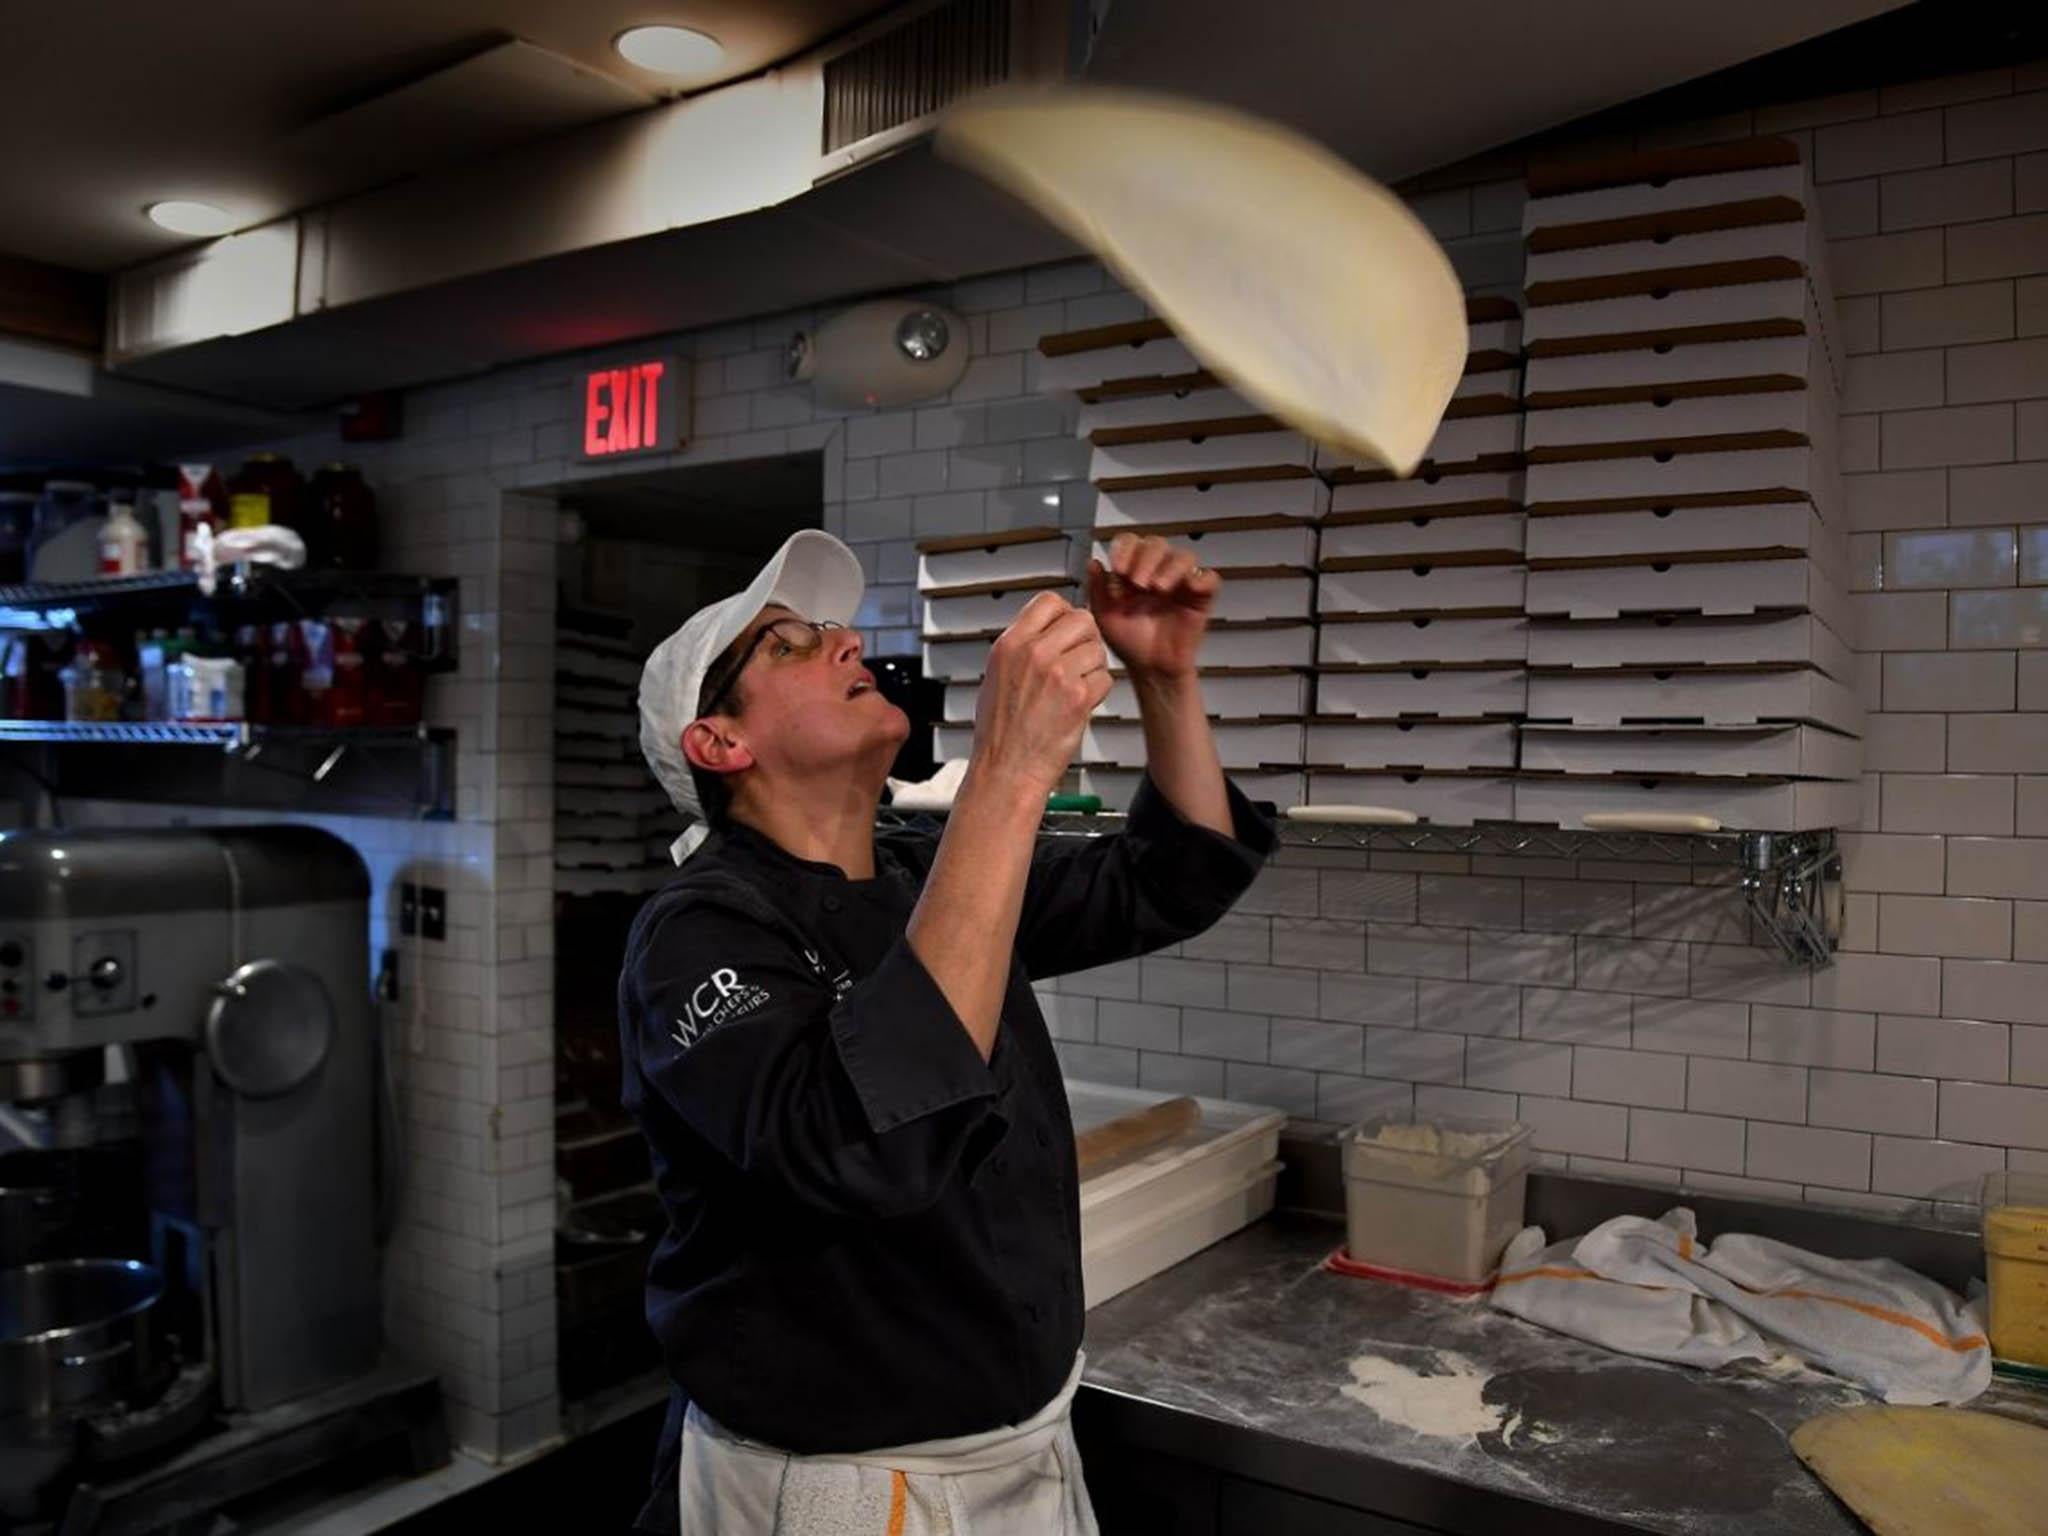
[1077,1212,2040,1536]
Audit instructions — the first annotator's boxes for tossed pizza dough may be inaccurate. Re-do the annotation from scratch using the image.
[937,86,1467,479]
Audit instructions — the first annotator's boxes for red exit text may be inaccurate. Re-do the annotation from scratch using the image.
[580,359,680,459]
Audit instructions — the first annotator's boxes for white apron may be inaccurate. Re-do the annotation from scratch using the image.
[676,1354,1098,1535]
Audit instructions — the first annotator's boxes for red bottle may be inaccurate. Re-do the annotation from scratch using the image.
[328,617,369,728]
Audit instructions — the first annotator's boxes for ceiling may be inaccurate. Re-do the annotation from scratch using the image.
[0,0,889,272]
[3,0,1963,465]
[1086,0,1909,184]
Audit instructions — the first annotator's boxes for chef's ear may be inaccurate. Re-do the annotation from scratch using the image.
[682,719,755,775]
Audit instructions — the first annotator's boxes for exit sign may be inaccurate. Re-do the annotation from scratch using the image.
[576,355,687,461]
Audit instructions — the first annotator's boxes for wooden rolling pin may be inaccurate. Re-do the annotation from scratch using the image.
[1075,1096,1200,1179]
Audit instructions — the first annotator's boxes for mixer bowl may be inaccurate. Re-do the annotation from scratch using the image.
[0,1259,163,1421]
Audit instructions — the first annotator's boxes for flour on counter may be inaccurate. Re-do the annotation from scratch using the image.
[1341,1350,1514,1440]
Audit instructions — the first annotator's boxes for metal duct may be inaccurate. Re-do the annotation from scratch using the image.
[823,0,1013,153]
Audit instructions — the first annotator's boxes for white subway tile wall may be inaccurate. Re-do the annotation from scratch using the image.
[1057,75,2048,1226]
[60,63,2042,1454]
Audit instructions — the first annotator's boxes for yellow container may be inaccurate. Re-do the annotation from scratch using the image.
[1983,1172,2048,1368]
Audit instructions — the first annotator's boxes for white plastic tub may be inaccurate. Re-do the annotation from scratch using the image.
[1067,1082,1286,1306]
[1341,1115,1532,1285]
[1084,1159,1283,1308]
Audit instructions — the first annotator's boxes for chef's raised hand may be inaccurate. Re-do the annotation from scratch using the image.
[971,590,1112,797]
[1087,532,1220,682]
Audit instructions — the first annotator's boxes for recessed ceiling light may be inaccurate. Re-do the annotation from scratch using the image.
[146,200,235,237]
[614,25,724,77]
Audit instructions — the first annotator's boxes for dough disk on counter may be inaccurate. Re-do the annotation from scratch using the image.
[936,86,1467,479]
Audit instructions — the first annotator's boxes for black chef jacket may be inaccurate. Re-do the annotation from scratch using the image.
[618,772,1273,1475]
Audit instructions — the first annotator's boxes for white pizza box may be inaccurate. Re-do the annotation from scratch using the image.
[1320,512,1525,565]
[1526,218,1811,285]
[1523,334,1821,406]
[921,578,1075,637]
[1038,323,1202,395]
[1519,722,1862,779]
[1524,277,1811,350]
[1455,367,1524,405]
[1070,1082,1286,1238]
[1303,771,1517,824]
[1524,284,1836,391]
[1321,615,1529,667]
[1306,719,1517,771]
[1522,386,1834,458]
[1523,160,1807,238]
[1526,612,1854,678]
[917,527,1073,592]
[923,635,995,681]
[1091,520,1316,572]
[1317,667,1528,719]
[1468,315,1523,357]
[1523,445,1832,515]
[1083,1156,1284,1308]
[1084,717,1304,770]
[1080,766,1305,813]
[1182,622,1318,670]
[1091,430,1315,484]
[1318,411,1521,479]
[556,706,637,742]
[1078,385,1266,437]
[942,681,979,722]
[1525,555,1849,636]
[558,785,669,818]
[557,759,657,790]
[1096,476,1330,528]
[1319,563,1527,618]
[1524,665,1863,732]
[1206,574,1315,623]
[1097,670,1311,720]
[1329,471,1525,519]
[1526,502,1839,571]
[1510,774,1863,833]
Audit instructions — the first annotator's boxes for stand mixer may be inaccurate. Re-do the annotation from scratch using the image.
[0,825,433,1531]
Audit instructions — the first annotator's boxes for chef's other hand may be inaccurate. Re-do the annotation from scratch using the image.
[1087,531,1219,681]
[971,591,1111,797]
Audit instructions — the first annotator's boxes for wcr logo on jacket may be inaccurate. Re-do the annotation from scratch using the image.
[671,967,772,1049]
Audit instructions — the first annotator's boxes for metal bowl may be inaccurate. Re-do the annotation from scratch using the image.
[0,1259,163,1421]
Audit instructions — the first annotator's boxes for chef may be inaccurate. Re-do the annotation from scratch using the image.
[622,525,1274,1533]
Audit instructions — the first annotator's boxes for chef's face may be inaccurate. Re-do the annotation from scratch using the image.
[689,604,909,788]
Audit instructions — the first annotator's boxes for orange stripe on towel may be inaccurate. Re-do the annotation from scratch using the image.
[1492,1265,1987,1354]
[1767,1287,1988,1354]
[887,1470,907,1536]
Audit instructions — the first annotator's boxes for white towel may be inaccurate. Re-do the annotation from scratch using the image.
[1490,1208,1990,1405]
[888,758,972,813]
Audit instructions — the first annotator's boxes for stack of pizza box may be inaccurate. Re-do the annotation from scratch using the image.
[1301,295,1528,824]
[920,526,1078,765]
[1039,319,1323,810]
[1512,137,1861,832]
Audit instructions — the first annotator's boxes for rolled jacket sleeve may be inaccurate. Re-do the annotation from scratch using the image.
[1016,772,1277,981]
[623,898,998,1221]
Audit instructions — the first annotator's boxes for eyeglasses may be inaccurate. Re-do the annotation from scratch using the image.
[697,618,846,717]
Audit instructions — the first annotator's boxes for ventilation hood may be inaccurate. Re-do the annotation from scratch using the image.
[94,0,1906,417]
